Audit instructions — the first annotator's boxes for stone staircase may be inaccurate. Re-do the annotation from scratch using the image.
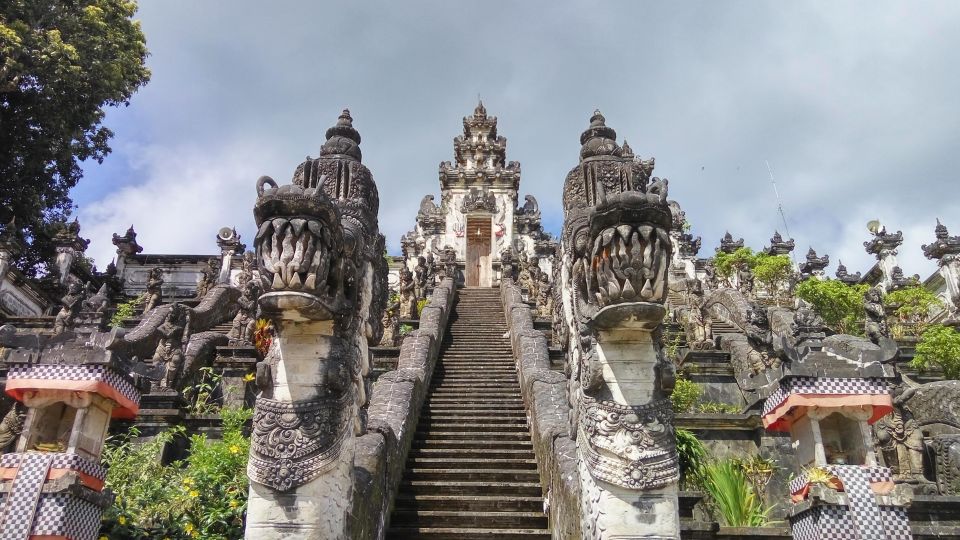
[387,287,551,539]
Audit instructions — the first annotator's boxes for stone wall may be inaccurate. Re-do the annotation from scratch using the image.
[351,277,456,539]
[500,279,581,539]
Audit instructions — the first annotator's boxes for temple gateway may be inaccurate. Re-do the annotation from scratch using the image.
[0,104,959,540]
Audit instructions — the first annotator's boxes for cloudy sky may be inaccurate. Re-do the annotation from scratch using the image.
[74,1,960,279]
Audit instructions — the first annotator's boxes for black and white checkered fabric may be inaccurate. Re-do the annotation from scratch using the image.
[791,504,913,540]
[7,364,140,407]
[0,452,53,540]
[763,377,889,416]
[789,465,891,495]
[0,452,106,483]
[833,465,887,539]
[31,493,102,539]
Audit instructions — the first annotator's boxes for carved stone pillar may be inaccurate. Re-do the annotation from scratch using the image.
[922,219,960,319]
[0,219,22,284]
[244,109,387,540]
[216,227,245,285]
[864,225,903,293]
[51,219,89,285]
[558,111,680,539]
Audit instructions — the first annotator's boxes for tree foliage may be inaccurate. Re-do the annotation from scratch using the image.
[884,285,943,336]
[795,279,868,335]
[0,0,150,275]
[752,253,793,304]
[713,247,756,278]
[913,324,960,380]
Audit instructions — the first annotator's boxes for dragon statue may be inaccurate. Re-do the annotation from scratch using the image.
[244,109,388,539]
[555,111,680,539]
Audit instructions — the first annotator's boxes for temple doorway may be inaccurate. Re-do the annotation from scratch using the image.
[465,215,492,287]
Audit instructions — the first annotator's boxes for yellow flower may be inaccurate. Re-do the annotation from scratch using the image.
[100,536,109,540]
[184,523,196,535]
[182,476,194,486]
[229,444,240,454]
[242,372,256,383]
[229,499,239,508]
[189,490,199,498]
[117,515,127,525]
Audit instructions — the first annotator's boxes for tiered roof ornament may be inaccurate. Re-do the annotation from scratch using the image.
[439,100,520,190]
[922,219,960,317]
[719,231,744,254]
[799,247,830,279]
[835,260,862,284]
[764,231,795,256]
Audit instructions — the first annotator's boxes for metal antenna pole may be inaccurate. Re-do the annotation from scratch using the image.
[766,160,795,263]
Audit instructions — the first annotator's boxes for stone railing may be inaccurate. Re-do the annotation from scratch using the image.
[352,277,456,539]
[500,279,581,539]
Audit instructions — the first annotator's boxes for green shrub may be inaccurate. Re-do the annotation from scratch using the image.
[100,407,252,539]
[671,376,702,414]
[109,294,146,328]
[795,279,868,335]
[913,324,960,379]
[676,428,707,490]
[702,459,770,527]
[417,298,429,316]
[885,285,943,336]
[713,247,757,278]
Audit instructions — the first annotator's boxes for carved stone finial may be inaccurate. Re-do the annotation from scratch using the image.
[719,231,745,254]
[923,218,960,262]
[799,247,829,278]
[112,224,143,256]
[835,260,861,284]
[764,230,795,256]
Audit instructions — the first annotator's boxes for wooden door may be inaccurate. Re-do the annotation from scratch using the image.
[465,216,492,287]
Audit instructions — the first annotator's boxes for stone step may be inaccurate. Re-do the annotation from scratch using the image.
[390,510,548,529]
[393,494,544,513]
[418,423,529,433]
[412,439,533,450]
[387,527,550,539]
[422,415,527,423]
[407,458,538,470]
[409,448,535,459]
[407,468,541,483]
[423,405,527,414]
[416,431,533,441]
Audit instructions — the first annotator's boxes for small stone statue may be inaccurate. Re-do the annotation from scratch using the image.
[500,249,518,283]
[398,268,417,319]
[414,256,428,300]
[379,305,400,347]
[143,267,164,313]
[685,279,714,350]
[53,281,84,335]
[237,251,256,287]
[229,280,260,344]
[441,245,457,280]
[195,258,220,299]
[737,265,755,296]
[0,403,27,454]
[864,286,889,344]
[703,260,718,290]
[82,283,111,315]
[425,252,437,291]
[154,303,189,390]
[535,272,553,319]
[744,305,776,373]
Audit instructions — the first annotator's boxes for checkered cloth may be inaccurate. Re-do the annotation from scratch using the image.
[0,452,106,483]
[0,452,53,540]
[6,364,139,418]
[763,377,889,417]
[833,465,887,539]
[791,505,913,540]
[790,465,891,495]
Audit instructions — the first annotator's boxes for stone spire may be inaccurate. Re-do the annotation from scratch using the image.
[439,101,519,190]
[835,260,862,284]
[719,231,744,254]
[799,247,829,279]
[764,230,795,256]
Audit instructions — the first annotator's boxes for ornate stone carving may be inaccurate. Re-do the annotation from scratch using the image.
[51,219,90,285]
[684,279,714,350]
[414,256,428,300]
[535,272,552,319]
[195,257,220,299]
[579,396,679,490]
[248,394,352,492]
[923,219,960,316]
[460,187,497,213]
[398,268,416,319]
